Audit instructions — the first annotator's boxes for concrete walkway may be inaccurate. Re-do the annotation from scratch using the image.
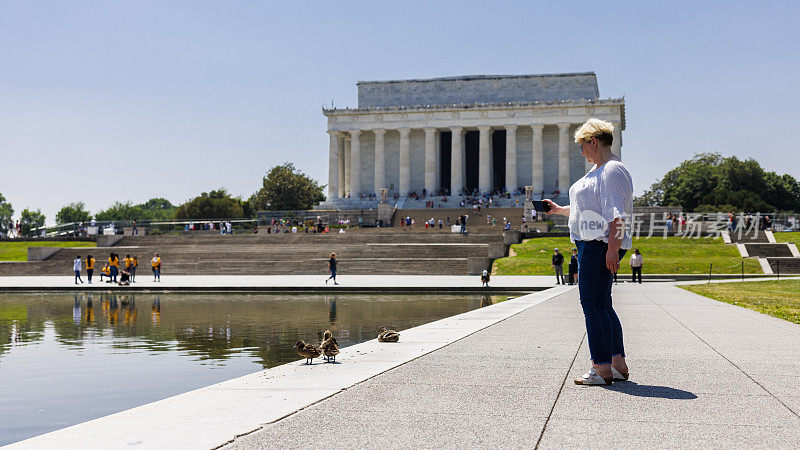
[0,275,557,293]
[226,283,800,449]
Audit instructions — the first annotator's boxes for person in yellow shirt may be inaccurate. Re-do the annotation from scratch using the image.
[131,254,139,283]
[100,263,111,282]
[86,254,95,284]
[151,252,161,282]
[108,253,119,283]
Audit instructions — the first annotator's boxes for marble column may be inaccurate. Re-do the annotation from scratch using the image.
[344,136,351,196]
[399,128,411,195]
[424,127,436,193]
[337,135,345,197]
[450,127,463,196]
[478,125,491,192]
[611,122,622,158]
[373,129,386,193]
[349,130,361,196]
[505,125,517,192]
[327,131,339,199]
[557,123,571,194]
[531,124,544,195]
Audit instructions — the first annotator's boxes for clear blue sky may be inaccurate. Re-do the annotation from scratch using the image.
[1,0,798,224]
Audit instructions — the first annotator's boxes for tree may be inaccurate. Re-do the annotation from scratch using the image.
[250,163,325,211]
[55,202,92,224]
[94,201,142,221]
[94,198,178,221]
[635,153,800,212]
[174,188,246,219]
[0,193,12,233]
[20,208,46,237]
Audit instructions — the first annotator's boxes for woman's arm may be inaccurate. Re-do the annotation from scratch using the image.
[543,199,570,217]
[606,218,623,272]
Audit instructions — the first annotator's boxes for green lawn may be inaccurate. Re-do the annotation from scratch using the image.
[0,241,96,261]
[494,236,762,275]
[773,231,800,243]
[681,279,800,324]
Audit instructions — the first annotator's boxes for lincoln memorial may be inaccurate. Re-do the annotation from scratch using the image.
[322,72,625,206]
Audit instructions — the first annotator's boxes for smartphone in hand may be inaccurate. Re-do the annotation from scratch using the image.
[532,200,551,212]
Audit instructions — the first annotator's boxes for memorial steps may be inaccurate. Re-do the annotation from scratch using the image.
[725,230,800,274]
[0,231,506,276]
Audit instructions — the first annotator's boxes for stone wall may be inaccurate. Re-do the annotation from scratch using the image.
[358,73,600,108]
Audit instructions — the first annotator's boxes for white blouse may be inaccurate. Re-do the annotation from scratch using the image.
[567,154,634,249]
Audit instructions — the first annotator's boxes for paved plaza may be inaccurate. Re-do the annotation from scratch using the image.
[10,281,800,449]
[227,282,800,449]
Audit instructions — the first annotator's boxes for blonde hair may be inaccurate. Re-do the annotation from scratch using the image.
[574,118,614,145]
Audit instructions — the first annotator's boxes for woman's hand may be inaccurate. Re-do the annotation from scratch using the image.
[543,199,569,217]
[606,248,620,273]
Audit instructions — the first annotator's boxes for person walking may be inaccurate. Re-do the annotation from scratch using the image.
[151,253,161,282]
[73,256,84,284]
[630,249,643,284]
[568,248,579,285]
[325,253,339,285]
[108,253,119,283]
[86,254,95,284]
[551,248,565,285]
[544,118,633,386]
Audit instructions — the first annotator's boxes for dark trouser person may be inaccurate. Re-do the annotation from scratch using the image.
[75,270,83,284]
[110,266,118,283]
[87,269,93,283]
[576,240,627,366]
[327,268,337,283]
[568,265,578,285]
[554,265,565,284]
[131,266,136,282]
[632,266,642,284]
[153,267,160,281]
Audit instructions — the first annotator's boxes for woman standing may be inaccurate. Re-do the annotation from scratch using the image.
[86,254,95,284]
[544,118,633,386]
[108,253,119,283]
[151,253,161,282]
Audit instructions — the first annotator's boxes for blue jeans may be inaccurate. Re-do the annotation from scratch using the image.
[576,240,627,365]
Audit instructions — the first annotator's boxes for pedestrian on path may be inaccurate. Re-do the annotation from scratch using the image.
[86,254,95,284]
[630,249,643,284]
[73,256,83,284]
[325,253,339,285]
[480,269,490,287]
[552,248,565,285]
[151,253,161,282]
[544,118,633,386]
[568,248,578,285]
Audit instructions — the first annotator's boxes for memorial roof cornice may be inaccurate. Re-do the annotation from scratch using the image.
[322,97,624,115]
[356,72,597,85]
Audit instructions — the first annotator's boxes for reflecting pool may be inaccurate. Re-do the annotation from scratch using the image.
[0,292,507,444]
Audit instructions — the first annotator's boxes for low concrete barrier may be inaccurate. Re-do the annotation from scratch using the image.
[467,257,491,275]
[503,230,521,245]
[488,242,508,259]
[27,247,61,261]
[96,235,124,247]
[123,227,146,236]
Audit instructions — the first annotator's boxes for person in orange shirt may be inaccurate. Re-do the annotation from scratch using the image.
[108,253,119,283]
[151,252,161,282]
[131,255,139,283]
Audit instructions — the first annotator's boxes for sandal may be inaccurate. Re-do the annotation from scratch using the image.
[574,370,612,386]
[611,366,629,381]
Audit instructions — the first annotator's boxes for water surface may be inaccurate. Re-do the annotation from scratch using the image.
[0,292,506,444]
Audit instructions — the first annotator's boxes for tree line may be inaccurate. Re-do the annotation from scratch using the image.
[0,163,325,233]
[634,153,800,212]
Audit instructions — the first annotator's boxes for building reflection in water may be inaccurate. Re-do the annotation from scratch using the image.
[0,293,505,368]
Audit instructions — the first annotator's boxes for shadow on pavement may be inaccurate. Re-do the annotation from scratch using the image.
[609,382,698,399]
